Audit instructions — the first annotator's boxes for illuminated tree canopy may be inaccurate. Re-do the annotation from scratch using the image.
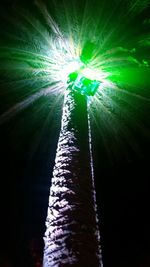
[0,0,150,266]
[0,0,149,162]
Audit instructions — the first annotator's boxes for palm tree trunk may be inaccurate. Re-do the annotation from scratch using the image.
[43,89,103,267]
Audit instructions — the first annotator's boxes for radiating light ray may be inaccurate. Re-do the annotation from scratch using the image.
[127,0,150,16]
[91,49,142,70]
[90,97,142,162]
[96,89,148,140]
[14,7,53,47]
[0,0,149,160]
[0,86,62,125]
[27,93,63,159]
[3,47,57,63]
[110,84,150,102]
[35,0,64,39]
[90,77,149,158]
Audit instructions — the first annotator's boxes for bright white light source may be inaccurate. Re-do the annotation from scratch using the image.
[60,59,82,84]
[81,68,99,80]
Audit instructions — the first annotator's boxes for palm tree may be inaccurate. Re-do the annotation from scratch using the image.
[43,76,103,266]
[0,1,150,267]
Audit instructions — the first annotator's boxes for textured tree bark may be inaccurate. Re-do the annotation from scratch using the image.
[43,89,103,267]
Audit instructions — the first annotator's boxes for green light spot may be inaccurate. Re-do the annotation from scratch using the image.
[80,41,96,64]
[68,68,101,96]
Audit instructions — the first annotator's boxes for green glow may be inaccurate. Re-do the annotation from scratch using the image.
[68,68,101,96]
[80,41,95,63]
[0,0,150,162]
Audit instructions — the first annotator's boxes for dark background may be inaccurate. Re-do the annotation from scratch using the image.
[0,96,150,267]
[0,0,150,267]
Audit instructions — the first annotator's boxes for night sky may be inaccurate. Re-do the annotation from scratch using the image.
[0,0,150,267]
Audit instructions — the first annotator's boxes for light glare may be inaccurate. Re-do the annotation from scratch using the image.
[60,60,82,84]
[81,68,98,80]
